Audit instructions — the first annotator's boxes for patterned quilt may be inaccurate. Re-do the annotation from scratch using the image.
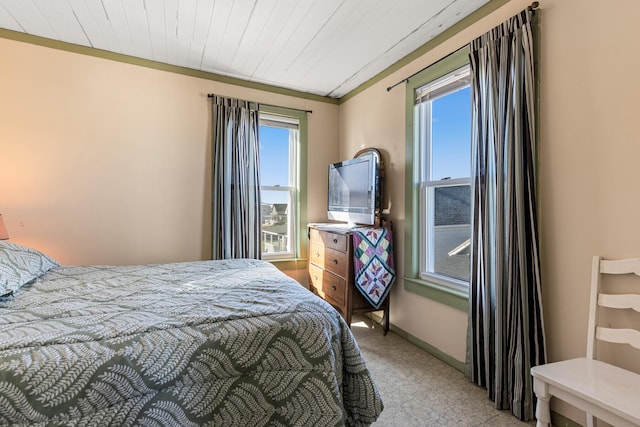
[0,259,383,426]
[351,227,396,309]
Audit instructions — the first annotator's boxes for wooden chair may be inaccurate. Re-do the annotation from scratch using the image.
[531,256,640,427]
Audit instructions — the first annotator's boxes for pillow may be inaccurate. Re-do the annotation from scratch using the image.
[0,240,59,297]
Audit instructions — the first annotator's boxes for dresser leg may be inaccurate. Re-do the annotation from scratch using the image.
[383,295,390,335]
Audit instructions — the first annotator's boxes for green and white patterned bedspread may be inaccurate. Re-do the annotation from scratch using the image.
[0,259,383,426]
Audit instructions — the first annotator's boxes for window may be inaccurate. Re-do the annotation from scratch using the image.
[404,47,471,310]
[258,108,306,261]
[416,65,471,292]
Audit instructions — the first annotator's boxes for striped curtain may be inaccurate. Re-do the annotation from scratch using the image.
[465,8,546,421]
[211,96,261,260]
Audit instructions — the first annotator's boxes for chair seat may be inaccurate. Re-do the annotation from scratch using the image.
[531,357,640,424]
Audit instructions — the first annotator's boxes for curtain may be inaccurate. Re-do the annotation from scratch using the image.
[211,95,261,260]
[465,8,546,421]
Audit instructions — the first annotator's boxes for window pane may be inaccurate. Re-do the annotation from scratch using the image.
[431,185,470,282]
[431,87,471,180]
[259,126,291,187]
[261,189,292,255]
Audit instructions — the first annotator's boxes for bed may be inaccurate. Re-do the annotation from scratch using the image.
[0,241,383,426]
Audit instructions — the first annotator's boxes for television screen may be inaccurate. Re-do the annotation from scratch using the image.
[327,153,378,225]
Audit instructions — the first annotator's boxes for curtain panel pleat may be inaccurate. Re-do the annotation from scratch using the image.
[465,9,546,421]
[211,96,261,260]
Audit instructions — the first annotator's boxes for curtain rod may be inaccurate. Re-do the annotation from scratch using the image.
[207,94,312,114]
[386,47,465,92]
[386,1,539,93]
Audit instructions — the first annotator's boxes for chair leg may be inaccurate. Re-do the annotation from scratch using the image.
[533,377,551,427]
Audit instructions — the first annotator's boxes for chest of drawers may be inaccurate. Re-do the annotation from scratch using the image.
[308,225,389,332]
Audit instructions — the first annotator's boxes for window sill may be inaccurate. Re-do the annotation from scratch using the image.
[404,276,468,312]
[267,258,308,271]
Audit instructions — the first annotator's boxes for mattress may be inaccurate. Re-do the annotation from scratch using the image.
[0,258,383,426]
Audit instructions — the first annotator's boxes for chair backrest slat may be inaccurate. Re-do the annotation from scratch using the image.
[587,256,640,360]
[599,258,640,275]
[596,327,640,349]
[598,293,640,312]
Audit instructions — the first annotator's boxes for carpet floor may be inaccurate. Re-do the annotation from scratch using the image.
[350,315,534,427]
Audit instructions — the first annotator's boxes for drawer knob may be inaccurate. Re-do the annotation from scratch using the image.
[315,251,320,257]
[333,259,338,265]
[314,275,318,281]
[332,285,337,291]
[333,238,338,244]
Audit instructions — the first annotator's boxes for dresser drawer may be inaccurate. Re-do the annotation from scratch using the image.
[307,224,389,333]
[309,263,346,307]
[309,242,349,277]
[309,228,348,252]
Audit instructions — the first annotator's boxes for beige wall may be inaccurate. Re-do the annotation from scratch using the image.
[0,37,338,266]
[3,0,640,424]
[341,0,640,424]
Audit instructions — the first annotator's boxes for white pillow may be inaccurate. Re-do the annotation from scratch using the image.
[0,241,59,296]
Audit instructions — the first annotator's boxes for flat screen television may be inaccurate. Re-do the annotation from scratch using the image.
[327,151,380,226]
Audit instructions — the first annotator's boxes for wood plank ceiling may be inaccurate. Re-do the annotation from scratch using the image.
[0,0,489,99]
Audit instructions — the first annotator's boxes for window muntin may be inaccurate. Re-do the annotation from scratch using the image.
[259,113,299,260]
[416,65,471,291]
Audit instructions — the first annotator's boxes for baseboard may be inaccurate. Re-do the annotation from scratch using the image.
[368,312,465,372]
[550,412,581,427]
[367,314,580,427]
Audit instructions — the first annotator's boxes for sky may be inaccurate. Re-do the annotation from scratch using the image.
[259,125,290,204]
[258,86,471,206]
[430,86,471,180]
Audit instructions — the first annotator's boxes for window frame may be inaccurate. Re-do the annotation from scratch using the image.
[417,65,471,293]
[258,105,308,268]
[259,113,297,261]
[404,47,470,312]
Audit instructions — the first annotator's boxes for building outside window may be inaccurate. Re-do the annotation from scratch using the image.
[259,112,300,260]
[415,64,471,292]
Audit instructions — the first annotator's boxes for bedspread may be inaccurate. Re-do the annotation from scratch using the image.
[0,259,383,426]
